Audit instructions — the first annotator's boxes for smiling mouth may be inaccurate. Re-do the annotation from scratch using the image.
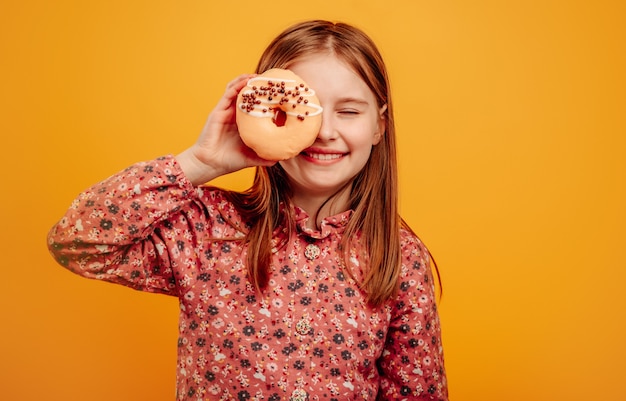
[302,152,344,160]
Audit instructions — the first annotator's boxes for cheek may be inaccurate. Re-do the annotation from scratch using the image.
[346,121,383,149]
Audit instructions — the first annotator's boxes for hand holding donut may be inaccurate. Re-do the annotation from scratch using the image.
[176,74,276,186]
[177,69,323,185]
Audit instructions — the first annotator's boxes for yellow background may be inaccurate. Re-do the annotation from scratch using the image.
[1,1,624,400]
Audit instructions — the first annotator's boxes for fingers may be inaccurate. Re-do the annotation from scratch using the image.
[240,144,278,168]
[215,74,255,111]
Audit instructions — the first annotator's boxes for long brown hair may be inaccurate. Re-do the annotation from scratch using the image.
[226,20,413,306]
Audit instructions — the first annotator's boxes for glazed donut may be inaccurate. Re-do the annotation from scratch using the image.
[236,68,323,161]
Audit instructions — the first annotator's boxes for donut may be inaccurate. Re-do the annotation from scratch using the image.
[236,68,323,161]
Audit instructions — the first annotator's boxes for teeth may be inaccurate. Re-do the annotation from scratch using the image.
[307,153,342,160]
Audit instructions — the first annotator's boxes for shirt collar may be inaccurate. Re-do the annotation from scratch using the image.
[294,206,353,239]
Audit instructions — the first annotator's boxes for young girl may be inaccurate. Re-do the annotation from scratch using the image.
[48,20,448,401]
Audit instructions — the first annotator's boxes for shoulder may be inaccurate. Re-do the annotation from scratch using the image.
[396,225,435,291]
[399,225,430,265]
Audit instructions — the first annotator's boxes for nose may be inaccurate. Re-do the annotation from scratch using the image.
[316,110,337,141]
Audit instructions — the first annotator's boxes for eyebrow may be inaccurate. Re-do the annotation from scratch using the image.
[336,97,370,106]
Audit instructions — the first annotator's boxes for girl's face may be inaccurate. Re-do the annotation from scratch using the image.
[280,54,385,208]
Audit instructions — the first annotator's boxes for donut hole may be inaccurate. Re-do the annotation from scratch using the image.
[272,108,287,127]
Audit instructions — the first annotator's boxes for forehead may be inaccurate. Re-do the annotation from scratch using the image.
[288,54,375,103]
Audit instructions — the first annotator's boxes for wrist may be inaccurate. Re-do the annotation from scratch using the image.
[175,147,221,186]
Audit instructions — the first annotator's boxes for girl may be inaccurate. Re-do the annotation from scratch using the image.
[48,20,448,401]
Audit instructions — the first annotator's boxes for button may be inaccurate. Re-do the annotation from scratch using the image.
[295,317,312,335]
[304,244,320,260]
[290,388,308,401]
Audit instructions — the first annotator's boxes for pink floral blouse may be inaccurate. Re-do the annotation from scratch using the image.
[47,156,448,401]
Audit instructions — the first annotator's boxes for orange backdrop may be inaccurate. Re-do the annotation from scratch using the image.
[1,1,625,400]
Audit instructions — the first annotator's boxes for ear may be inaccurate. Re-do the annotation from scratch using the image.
[373,104,387,145]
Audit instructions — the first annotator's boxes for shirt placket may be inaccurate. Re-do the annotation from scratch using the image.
[285,234,325,401]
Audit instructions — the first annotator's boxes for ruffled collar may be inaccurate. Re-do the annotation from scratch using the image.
[293,206,353,239]
[208,188,353,242]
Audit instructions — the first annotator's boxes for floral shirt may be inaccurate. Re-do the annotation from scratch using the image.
[47,156,448,401]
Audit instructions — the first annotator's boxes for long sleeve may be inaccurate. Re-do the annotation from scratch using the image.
[47,155,201,296]
[377,233,448,400]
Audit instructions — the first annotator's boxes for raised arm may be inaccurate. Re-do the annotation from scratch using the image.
[176,74,275,185]
[47,156,200,295]
[47,75,273,294]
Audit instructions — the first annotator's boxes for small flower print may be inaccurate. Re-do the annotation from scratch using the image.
[198,273,211,282]
[100,219,113,230]
[287,280,304,291]
[281,344,297,355]
[333,334,345,344]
